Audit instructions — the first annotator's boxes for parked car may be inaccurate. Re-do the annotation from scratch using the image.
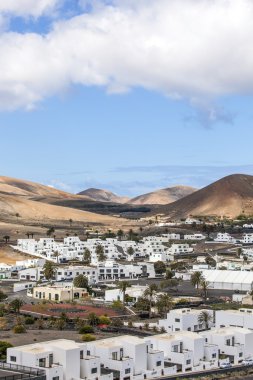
[242,359,253,366]
[220,362,232,369]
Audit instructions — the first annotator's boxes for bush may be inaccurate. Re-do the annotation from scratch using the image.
[13,325,26,334]
[79,325,94,334]
[25,316,35,325]
[98,316,111,325]
[0,341,13,359]
[81,334,96,342]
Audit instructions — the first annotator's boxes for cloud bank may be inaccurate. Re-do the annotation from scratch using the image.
[1,0,253,110]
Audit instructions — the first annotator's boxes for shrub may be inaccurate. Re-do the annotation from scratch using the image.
[99,316,111,325]
[0,341,13,359]
[81,334,96,342]
[13,325,26,334]
[79,325,94,334]
[25,316,35,325]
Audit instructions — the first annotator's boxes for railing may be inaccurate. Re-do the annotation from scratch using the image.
[0,362,46,380]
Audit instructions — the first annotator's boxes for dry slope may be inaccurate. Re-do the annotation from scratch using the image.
[156,174,253,219]
[129,186,196,205]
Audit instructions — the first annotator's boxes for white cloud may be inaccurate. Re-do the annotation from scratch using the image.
[1,0,253,110]
[0,0,62,18]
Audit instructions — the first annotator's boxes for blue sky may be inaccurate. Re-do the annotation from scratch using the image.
[1,0,253,196]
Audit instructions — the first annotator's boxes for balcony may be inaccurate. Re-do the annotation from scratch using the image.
[0,362,46,380]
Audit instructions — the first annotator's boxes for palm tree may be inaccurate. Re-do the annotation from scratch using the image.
[118,281,130,306]
[53,251,59,264]
[156,293,173,317]
[198,310,213,330]
[83,248,91,264]
[143,283,158,317]
[191,271,204,291]
[69,219,73,227]
[15,213,20,222]
[3,235,10,244]
[117,229,124,241]
[200,279,209,301]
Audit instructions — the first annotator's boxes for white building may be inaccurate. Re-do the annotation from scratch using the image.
[215,308,253,330]
[200,327,253,364]
[184,234,205,241]
[146,331,218,372]
[7,339,112,380]
[214,233,236,244]
[97,260,155,281]
[201,269,253,291]
[158,309,214,333]
[242,234,253,244]
[105,285,148,303]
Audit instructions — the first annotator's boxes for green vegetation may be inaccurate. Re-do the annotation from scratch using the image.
[0,341,13,359]
[79,325,94,334]
[81,334,96,342]
[13,324,26,333]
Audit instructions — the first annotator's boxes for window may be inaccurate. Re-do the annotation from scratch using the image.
[39,358,46,368]
[175,318,180,322]
[91,368,97,374]
[125,368,131,374]
[156,361,161,367]
[87,350,90,356]
[212,353,216,358]
[10,356,16,362]
[226,339,231,346]
[80,350,83,359]
[112,352,118,360]
[239,352,243,357]
[53,377,59,380]
[186,359,191,365]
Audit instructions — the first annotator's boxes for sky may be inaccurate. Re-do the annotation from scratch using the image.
[1,0,253,196]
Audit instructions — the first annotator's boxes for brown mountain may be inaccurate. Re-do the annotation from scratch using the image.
[156,174,253,219]
[78,188,129,203]
[129,186,197,205]
[0,176,90,200]
[0,176,127,226]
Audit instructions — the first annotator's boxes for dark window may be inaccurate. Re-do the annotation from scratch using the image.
[186,359,191,365]
[212,353,216,358]
[10,356,16,362]
[53,377,59,380]
[125,368,131,374]
[91,368,97,374]
[175,318,180,322]
[156,361,161,366]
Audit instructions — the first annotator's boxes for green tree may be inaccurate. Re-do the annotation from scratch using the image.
[43,261,55,281]
[96,245,106,261]
[143,284,158,317]
[156,293,173,317]
[154,261,167,275]
[200,279,209,301]
[69,218,73,227]
[191,271,204,291]
[87,312,99,326]
[0,341,13,359]
[3,236,10,244]
[198,310,212,330]
[83,248,91,264]
[135,296,150,311]
[9,299,24,314]
[73,274,89,289]
[127,246,134,257]
[0,290,7,302]
[117,229,124,240]
[53,251,60,264]
[118,281,130,306]
[46,227,55,237]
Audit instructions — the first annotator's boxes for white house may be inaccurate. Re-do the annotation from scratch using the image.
[146,331,218,372]
[105,285,148,303]
[214,233,236,244]
[7,339,112,380]
[201,269,253,291]
[158,309,214,333]
[215,308,253,330]
[242,234,253,244]
[184,234,205,241]
[200,327,253,364]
